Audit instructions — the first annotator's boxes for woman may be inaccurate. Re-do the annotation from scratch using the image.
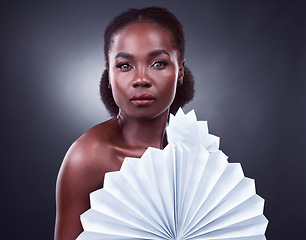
[55,7,194,239]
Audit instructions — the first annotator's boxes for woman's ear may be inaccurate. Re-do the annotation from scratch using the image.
[178,59,185,86]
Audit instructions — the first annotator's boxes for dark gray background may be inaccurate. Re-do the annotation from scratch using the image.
[1,0,305,239]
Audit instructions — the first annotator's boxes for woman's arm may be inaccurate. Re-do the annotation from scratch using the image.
[54,139,105,240]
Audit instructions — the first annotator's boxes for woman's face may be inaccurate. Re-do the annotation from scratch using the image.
[108,21,184,120]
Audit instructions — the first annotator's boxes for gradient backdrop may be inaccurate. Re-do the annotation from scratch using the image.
[1,0,305,239]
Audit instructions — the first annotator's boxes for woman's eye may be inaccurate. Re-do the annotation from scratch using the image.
[116,62,133,71]
[151,60,168,69]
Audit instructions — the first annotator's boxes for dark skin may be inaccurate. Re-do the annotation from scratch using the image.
[54,21,185,240]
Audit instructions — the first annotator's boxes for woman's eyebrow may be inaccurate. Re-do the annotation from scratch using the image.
[114,50,170,59]
[114,52,134,59]
[149,49,170,57]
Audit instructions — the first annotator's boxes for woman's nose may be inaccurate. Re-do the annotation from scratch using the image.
[132,69,152,88]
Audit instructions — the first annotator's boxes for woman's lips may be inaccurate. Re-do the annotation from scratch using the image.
[130,93,155,106]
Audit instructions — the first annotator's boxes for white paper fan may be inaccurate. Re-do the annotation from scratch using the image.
[77,109,268,240]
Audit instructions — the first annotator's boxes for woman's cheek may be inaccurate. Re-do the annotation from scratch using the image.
[160,72,178,90]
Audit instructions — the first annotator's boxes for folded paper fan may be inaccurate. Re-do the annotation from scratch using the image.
[77,109,268,240]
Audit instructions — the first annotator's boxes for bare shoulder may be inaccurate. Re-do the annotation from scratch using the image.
[55,118,118,240]
[64,123,110,172]
[59,124,104,181]
[57,117,119,203]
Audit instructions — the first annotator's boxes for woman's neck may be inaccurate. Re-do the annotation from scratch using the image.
[116,110,168,150]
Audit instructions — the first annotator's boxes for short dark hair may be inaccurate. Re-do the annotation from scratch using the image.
[100,7,194,116]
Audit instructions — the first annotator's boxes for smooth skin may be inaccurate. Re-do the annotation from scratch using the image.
[54,21,185,240]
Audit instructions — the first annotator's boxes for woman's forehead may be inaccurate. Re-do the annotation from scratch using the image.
[109,22,176,56]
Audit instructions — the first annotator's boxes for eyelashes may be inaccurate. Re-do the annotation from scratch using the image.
[115,60,169,71]
[115,62,133,71]
[151,60,169,69]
